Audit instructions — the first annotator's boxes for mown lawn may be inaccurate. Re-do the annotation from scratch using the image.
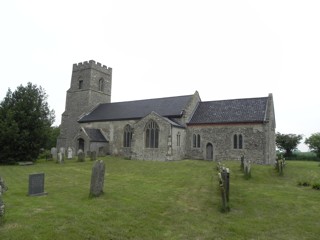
[0,157,319,240]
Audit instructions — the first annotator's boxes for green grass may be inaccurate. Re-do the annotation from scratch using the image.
[0,157,320,239]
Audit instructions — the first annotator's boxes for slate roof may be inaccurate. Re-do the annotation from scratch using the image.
[84,128,107,142]
[189,97,268,124]
[78,95,192,123]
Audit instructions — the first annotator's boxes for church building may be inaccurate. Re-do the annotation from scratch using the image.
[57,60,276,164]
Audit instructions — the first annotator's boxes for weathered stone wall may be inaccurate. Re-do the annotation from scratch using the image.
[263,93,276,164]
[170,127,187,160]
[186,123,271,164]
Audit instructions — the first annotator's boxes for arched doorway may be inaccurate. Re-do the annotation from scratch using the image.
[78,138,85,152]
[206,143,213,160]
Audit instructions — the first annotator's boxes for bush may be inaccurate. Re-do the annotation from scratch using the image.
[312,183,320,190]
[280,152,320,161]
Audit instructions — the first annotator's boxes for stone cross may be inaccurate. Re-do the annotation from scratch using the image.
[89,160,106,197]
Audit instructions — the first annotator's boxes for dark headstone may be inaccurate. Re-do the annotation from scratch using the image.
[28,173,47,196]
[89,160,105,197]
[78,150,85,162]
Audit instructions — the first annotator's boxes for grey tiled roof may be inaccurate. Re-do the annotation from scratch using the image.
[189,97,268,124]
[84,128,107,142]
[79,95,192,123]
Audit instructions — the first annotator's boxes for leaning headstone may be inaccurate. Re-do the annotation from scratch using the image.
[51,147,57,160]
[0,177,8,220]
[78,150,85,162]
[218,172,229,212]
[67,147,73,159]
[28,173,47,196]
[89,160,106,197]
[221,168,230,202]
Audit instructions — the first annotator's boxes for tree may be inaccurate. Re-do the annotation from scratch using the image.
[275,132,303,157]
[0,83,55,164]
[305,133,320,158]
[46,126,60,149]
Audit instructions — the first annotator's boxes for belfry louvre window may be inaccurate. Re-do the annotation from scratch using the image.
[79,80,83,89]
[145,120,159,148]
[193,134,201,148]
[99,78,104,91]
[233,134,243,149]
[123,125,133,148]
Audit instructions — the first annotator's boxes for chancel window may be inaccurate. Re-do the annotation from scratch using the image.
[145,120,159,148]
[233,134,243,149]
[192,134,201,148]
[123,125,133,148]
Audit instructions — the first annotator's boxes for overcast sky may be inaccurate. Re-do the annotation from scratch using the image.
[1,0,319,151]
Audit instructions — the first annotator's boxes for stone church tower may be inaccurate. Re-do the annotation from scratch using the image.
[57,60,112,151]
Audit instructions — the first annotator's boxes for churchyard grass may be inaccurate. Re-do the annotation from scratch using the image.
[0,157,319,239]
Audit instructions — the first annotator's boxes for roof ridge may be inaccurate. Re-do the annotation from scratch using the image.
[200,96,268,103]
[106,94,193,105]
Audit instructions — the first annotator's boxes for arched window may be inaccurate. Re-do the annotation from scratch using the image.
[145,120,159,148]
[233,134,238,149]
[193,134,197,148]
[99,78,104,92]
[123,125,133,148]
[239,134,243,149]
[193,134,201,148]
[177,132,181,146]
[233,134,244,149]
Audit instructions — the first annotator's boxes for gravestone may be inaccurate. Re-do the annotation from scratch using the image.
[240,155,244,171]
[244,160,251,179]
[28,173,47,196]
[89,160,105,197]
[57,152,64,164]
[51,147,57,160]
[78,150,85,162]
[221,168,230,202]
[67,147,73,159]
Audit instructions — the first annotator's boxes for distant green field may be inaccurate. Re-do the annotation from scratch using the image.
[1,157,319,239]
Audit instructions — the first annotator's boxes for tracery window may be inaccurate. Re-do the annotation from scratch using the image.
[123,124,133,148]
[145,120,159,148]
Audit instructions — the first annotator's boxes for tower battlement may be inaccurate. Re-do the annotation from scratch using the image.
[73,60,112,74]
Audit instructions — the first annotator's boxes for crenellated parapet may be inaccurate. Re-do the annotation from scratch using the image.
[73,60,112,74]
